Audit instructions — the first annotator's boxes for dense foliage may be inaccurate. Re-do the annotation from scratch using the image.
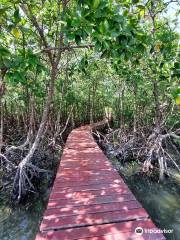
[0,0,179,201]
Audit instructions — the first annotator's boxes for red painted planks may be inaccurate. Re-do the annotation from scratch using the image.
[43,200,141,219]
[54,175,124,185]
[51,182,126,193]
[35,126,165,240]
[36,219,165,240]
[40,208,149,231]
[53,178,123,188]
[47,193,136,209]
[49,186,131,200]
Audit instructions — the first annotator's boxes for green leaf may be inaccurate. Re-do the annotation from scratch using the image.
[111,30,120,38]
[132,0,140,4]
[66,33,75,41]
[99,20,109,34]
[176,94,180,105]
[104,19,109,31]
[137,4,145,10]
[75,35,81,45]
[3,58,11,68]
[159,62,164,69]
[13,71,26,84]
[14,8,21,24]
[11,28,21,38]
[99,21,105,33]
[95,41,102,51]
[0,47,10,56]
[114,15,124,23]
[0,7,7,15]
[172,87,180,99]
[103,41,110,49]
[174,62,180,69]
[136,43,146,52]
[93,0,100,9]
[123,10,128,17]
[84,26,92,34]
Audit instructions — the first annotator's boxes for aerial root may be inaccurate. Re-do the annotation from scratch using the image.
[143,131,180,180]
[13,161,52,201]
[101,127,180,181]
[0,153,16,169]
[6,137,31,154]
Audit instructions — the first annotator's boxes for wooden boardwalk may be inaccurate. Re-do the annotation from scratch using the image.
[36,126,165,240]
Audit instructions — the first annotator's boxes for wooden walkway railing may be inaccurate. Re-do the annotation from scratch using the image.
[35,126,165,240]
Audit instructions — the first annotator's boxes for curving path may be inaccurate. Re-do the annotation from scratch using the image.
[36,126,165,240]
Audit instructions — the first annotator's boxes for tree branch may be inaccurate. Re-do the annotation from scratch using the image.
[20,4,53,65]
[42,44,95,52]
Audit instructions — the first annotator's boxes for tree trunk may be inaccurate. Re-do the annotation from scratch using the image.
[119,78,124,129]
[0,100,3,153]
[14,64,57,200]
[152,78,160,129]
[133,81,138,134]
[23,65,56,159]
[0,69,6,153]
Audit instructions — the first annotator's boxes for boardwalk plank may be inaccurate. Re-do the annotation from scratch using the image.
[47,193,136,209]
[52,182,126,192]
[43,201,141,219]
[49,186,131,200]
